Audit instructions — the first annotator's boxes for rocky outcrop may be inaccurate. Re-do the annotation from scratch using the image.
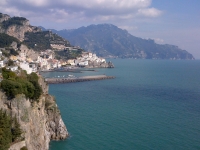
[0,77,68,150]
[0,22,40,41]
[0,13,10,23]
[19,44,39,61]
[9,141,26,150]
[0,13,41,41]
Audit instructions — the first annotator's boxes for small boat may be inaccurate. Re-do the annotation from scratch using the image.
[68,74,75,78]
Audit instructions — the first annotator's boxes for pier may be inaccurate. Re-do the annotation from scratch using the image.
[45,75,115,84]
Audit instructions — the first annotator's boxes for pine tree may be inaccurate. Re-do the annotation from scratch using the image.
[0,109,12,150]
[11,115,22,142]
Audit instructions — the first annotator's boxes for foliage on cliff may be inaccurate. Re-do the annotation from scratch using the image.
[0,17,27,29]
[0,109,22,150]
[0,68,42,100]
[55,49,83,60]
[23,31,70,51]
[23,31,51,50]
[0,109,12,150]
[0,33,20,47]
[20,146,28,150]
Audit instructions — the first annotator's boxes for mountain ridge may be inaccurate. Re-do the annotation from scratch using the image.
[41,24,195,60]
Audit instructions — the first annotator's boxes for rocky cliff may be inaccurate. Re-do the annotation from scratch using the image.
[0,13,41,41]
[0,76,68,150]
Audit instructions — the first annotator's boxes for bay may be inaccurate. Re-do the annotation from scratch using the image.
[46,59,200,150]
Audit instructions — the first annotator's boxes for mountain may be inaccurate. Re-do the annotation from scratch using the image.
[45,24,194,60]
[0,13,71,51]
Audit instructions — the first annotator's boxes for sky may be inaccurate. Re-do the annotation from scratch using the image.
[1,0,200,58]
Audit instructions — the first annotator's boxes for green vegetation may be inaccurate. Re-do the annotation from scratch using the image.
[7,60,14,66]
[0,109,12,150]
[10,48,19,56]
[55,49,83,60]
[1,17,27,29]
[1,48,19,58]
[11,116,22,142]
[20,146,28,150]
[23,31,70,51]
[2,50,10,57]
[23,31,51,51]
[0,109,22,150]
[0,33,20,48]
[0,68,42,100]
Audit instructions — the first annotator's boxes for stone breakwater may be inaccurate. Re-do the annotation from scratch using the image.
[45,75,115,84]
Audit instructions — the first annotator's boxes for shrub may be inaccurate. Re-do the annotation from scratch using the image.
[0,33,20,47]
[0,109,12,150]
[0,110,23,149]
[11,116,22,142]
[1,70,42,100]
[20,146,28,150]
[1,17,27,29]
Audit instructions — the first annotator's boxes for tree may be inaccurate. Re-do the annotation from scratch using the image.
[7,59,14,66]
[1,70,42,100]
[28,73,42,100]
[11,116,22,142]
[1,79,23,99]
[20,146,28,150]
[10,49,19,56]
[2,67,17,79]
[0,109,12,150]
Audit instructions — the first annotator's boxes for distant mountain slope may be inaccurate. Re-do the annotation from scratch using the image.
[45,24,194,59]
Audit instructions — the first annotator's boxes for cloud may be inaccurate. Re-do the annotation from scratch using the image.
[17,0,49,7]
[1,0,162,22]
[153,38,164,44]
[0,0,7,5]
[137,8,162,17]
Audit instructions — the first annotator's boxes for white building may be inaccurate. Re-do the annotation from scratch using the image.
[0,60,4,67]
[20,62,33,74]
[6,66,18,72]
[79,61,88,66]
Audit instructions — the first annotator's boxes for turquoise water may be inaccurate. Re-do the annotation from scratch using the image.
[47,59,200,150]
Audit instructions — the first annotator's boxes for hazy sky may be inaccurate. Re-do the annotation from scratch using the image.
[1,0,200,58]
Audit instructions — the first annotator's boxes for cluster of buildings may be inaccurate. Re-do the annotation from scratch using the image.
[68,52,106,66]
[0,44,107,75]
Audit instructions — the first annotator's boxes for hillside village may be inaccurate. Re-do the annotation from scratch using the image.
[0,12,113,77]
[0,42,109,75]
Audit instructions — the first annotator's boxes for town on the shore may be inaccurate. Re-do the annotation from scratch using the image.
[0,42,114,75]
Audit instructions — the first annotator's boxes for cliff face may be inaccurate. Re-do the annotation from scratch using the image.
[0,13,10,23]
[0,13,41,41]
[0,77,68,150]
[0,21,41,42]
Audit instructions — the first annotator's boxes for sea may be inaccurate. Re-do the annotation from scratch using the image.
[41,59,200,150]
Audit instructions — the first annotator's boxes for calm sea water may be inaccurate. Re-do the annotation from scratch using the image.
[45,59,200,150]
